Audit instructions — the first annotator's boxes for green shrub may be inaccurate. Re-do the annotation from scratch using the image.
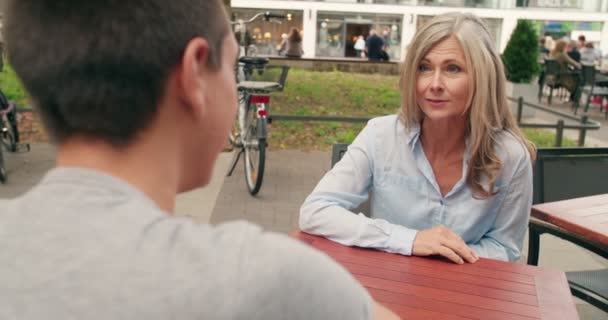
[502,20,540,83]
[0,62,29,108]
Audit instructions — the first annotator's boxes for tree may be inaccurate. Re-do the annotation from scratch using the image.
[502,20,540,84]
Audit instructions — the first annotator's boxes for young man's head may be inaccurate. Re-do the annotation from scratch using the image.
[578,34,586,48]
[4,0,238,192]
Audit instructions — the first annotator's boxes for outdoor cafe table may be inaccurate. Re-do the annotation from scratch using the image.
[531,194,608,256]
[291,230,579,320]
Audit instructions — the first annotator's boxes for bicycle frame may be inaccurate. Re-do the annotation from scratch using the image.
[227,12,285,196]
[250,94,269,140]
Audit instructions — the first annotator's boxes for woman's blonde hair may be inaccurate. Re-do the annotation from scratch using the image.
[399,12,535,199]
[551,40,567,57]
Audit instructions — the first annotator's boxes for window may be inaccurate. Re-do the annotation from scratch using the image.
[317,12,403,60]
[231,9,304,56]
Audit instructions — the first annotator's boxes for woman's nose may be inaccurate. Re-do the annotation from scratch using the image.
[429,71,444,92]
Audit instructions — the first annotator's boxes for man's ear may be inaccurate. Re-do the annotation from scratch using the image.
[177,37,211,118]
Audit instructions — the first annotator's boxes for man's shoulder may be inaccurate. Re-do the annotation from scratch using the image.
[219,228,372,319]
[164,222,372,319]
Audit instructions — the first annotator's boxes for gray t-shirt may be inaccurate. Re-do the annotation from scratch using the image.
[0,168,372,319]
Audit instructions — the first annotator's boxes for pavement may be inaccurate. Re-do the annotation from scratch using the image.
[1,93,608,318]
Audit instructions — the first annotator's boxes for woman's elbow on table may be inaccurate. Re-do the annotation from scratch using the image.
[299,196,326,233]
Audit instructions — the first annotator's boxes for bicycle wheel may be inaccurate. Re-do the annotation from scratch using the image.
[0,148,6,184]
[243,106,266,195]
[1,118,16,152]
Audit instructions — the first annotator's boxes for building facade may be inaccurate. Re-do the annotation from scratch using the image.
[231,0,608,61]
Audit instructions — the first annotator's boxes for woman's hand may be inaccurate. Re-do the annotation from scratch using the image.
[413,225,479,264]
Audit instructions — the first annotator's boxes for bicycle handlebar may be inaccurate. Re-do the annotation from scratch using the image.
[264,12,286,20]
[231,11,286,25]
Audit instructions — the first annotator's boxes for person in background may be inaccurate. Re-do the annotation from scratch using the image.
[382,27,391,49]
[354,35,366,58]
[577,34,586,50]
[539,37,550,60]
[580,42,600,65]
[543,32,555,51]
[0,0,399,319]
[537,37,550,87]
[365,29,385,62]
[550,40,582,102]
[285,27,304,58]
[277,33,288,56]
[300,12,535,263]
[567,40,582,63]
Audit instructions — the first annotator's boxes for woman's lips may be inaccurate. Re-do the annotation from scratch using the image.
[425,98,449,108]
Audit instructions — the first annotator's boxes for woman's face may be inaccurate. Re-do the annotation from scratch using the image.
[416,36,470,122]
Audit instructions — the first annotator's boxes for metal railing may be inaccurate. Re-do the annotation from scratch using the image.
[272,96,601,147]
[510,96,601,147]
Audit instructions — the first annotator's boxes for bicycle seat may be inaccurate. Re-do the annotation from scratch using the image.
[239,56,269,65]
[238,81,281,91]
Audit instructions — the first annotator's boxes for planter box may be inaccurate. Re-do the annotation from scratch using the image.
[506,81,537,120]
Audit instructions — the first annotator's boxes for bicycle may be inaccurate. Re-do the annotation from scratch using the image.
[227,12,289,196]
[0,90,30,184]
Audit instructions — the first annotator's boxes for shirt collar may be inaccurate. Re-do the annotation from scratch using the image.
[402,120,471,162]
[402,121,421,152]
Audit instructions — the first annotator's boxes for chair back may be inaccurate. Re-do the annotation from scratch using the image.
[331,143,349,168]
[544,59,561,76]
[533,148,608,204]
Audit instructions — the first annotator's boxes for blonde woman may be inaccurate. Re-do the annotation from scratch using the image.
[550,40,581,102]
[300,12,535,263]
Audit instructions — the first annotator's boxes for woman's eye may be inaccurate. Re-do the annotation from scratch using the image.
[447,64,462,73]
[418,64,431,72]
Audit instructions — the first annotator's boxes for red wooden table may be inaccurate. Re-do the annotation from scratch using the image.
[291,230,579,320]
[531,194,608,249]
[528,194,608,312]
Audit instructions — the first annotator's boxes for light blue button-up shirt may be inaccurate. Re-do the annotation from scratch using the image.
[299,115,533,262]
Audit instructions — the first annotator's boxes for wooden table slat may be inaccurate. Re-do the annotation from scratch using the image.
[381,302,471,320]
[319,247,538,295]
[344,262,538,306]
[357,275,540,318]
[535,269,579,320]
[368,288,539,320]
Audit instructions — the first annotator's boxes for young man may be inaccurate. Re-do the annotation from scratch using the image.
[0,1,398,319]
[578,35,586,50]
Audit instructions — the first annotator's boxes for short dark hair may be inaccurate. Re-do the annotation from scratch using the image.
[4,0,229,146]
[578,35,586,42]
